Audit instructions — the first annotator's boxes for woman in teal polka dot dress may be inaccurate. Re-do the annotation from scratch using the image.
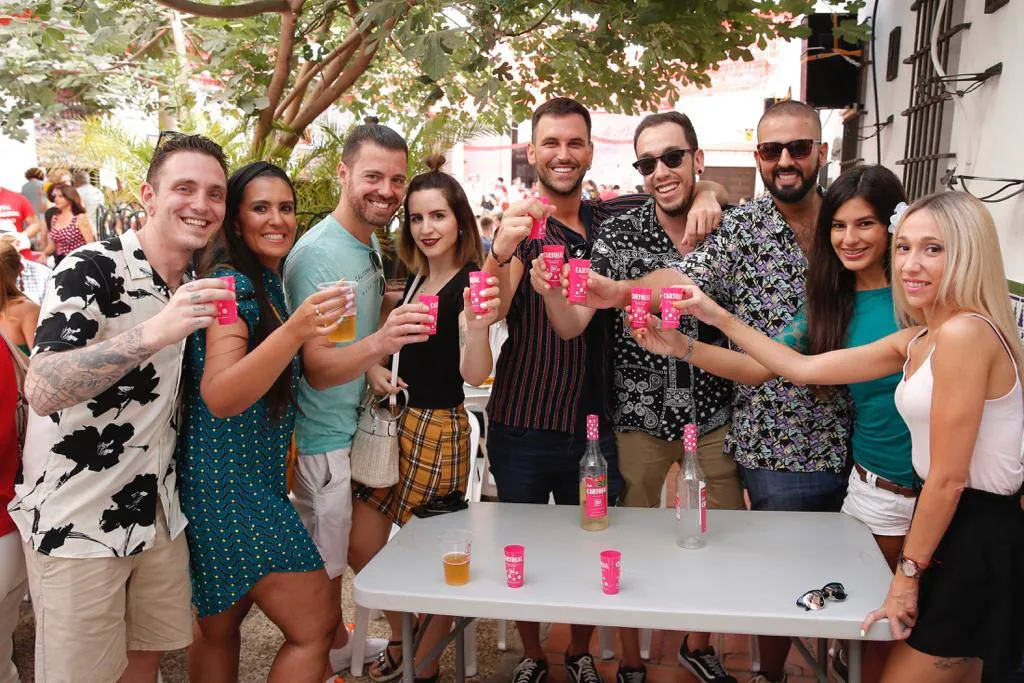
[178,162,353,682]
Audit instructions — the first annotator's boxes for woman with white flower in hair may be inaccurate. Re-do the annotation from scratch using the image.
[640,189,1023,682]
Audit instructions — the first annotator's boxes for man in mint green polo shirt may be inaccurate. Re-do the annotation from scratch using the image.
[284,119,433,679]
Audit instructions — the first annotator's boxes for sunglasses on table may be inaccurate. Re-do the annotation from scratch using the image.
[632,148,692,176]
[796,581,847,611]
[756,139,820,162]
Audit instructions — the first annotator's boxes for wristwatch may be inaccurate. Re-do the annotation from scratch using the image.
[490,242,513,267]
[896,553,929,579]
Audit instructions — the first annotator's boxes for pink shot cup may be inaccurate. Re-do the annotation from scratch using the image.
[529,196,551,239]
[419,294,439,335]
[468,271,490,314]
[630,288,652,329]
[567,258,591,304]
[216,275,238,325]
[541,245,565,288]
[600,549,621,595]
[504,544,525,588]
[660,286,685,329]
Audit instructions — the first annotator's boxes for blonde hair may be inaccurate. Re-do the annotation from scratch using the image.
[892,191,1023,383]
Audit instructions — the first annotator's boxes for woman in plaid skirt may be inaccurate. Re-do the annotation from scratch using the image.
[351,153,500,683]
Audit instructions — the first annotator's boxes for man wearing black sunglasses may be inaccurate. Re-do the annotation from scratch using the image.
[531,111,739,683]
[575,100,852,683]
[483,98,727,683]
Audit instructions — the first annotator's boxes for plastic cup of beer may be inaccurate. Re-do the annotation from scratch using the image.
[441,529,472,586]
[317,280,357,344]
[216,275,238,325]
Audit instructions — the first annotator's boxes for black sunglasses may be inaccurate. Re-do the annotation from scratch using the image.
[369,250,386,296]
[632,149,691,176]
[155,129,187,150]
[756,139,819,162]
[796,582,847,611]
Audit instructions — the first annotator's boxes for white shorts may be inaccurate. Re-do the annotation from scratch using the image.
[841,467,916,536]
[291,447,353,580]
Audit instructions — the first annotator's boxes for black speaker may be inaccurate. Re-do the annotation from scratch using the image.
[804,13,862,109]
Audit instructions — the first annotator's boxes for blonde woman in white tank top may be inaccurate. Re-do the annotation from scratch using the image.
[656,191,1023,683]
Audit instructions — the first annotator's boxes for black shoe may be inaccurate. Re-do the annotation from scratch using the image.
[615,664,647,683]
[677,635,738,683]
[511,657,549,683]
[565,652,603,683]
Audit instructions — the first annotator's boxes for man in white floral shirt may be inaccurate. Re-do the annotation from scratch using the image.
[10,133,234,683]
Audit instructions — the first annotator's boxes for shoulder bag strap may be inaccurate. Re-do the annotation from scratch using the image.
[388,273,422,408]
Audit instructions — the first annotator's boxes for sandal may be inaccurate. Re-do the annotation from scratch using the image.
[368,641,405,682]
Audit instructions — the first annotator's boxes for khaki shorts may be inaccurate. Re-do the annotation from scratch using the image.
[616,424,744,510]
[23,507,192,683]
[291,447,353,580]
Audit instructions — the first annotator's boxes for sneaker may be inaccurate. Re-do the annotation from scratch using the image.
[511,657,549,683]
[677,635,738,683]
[565,652,603,683]
[330,637,390,672]
[615,664,647,683]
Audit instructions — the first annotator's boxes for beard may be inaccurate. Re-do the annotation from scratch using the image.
[536,163,585,197]
[347,186,398,228]
[760,161,819,204]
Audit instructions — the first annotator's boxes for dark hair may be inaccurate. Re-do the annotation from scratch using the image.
[633,111,699,151]
[479,215,494,230]
[398,153,483,276]
[758,99,822,138]
[52,184,86,215]
[531,97,592,140]
[341,117,408,166]
[805,164,907,356]
[24,167,44,181]
[197,161,297,419]
[73,170,91,186]
[146,133,228,187]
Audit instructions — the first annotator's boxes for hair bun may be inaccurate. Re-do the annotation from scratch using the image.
[364,116,380,125]
[423,152,446,173]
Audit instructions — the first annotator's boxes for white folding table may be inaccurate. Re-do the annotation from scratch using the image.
[353,502,894,683]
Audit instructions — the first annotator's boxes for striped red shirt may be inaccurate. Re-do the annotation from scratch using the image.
[487,195,648,434]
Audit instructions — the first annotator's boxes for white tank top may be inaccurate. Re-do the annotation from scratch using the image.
[894,314,1024,495]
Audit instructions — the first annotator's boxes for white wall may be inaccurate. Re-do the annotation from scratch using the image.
[860,0,1024,282]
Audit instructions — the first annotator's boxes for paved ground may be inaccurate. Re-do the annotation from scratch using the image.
[11,568,829,682]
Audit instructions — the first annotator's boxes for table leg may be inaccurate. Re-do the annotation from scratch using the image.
[848,639,862,683]
[817,638,828,673]
[402,612,415,683]
[455,617,466,683]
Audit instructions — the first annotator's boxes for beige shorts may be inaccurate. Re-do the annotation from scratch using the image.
[291,447,353,580]
[23,507,192,683]
[617,424,744,510]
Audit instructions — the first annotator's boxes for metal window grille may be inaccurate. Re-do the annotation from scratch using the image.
[898,0,967,199]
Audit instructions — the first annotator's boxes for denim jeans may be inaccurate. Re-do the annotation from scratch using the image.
[487,422,624,506]
[740,466,847,512]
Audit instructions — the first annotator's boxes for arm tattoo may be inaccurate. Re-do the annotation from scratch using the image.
[934,657,972,670]
[26,326,156,415]
[458,318,467,350]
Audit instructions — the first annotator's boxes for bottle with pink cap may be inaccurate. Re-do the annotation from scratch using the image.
[675,423,707,548]
[579,414,609,531]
